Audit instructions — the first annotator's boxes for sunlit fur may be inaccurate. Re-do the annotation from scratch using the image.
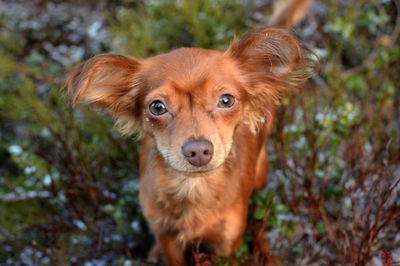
[65,27,314,265]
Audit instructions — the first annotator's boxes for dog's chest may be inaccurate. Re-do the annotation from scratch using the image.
[158,200,219,245]
[152,176,231,244]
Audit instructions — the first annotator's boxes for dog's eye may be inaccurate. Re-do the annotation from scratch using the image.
[149,100,167,115]
[218,94,235,108]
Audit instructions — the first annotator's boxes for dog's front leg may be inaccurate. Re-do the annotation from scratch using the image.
[147,240,162,263]
[158,233,185,266]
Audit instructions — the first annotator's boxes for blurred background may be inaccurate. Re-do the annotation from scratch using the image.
[0,0,399,265]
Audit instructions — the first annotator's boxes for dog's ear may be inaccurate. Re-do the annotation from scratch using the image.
[65,54,144,135]
[227,27,303,77]
[227,28,313,133]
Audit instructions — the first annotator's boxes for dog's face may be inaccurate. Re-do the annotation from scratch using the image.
[66,28,308,174]
[139,49,244,173]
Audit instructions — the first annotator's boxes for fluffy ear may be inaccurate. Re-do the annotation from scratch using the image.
[65,54,144,136]
[226,27,315,133]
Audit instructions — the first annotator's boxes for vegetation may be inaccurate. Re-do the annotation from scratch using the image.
[0,0,399,265]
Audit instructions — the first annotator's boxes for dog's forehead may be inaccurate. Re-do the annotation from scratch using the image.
[142,47,237,89]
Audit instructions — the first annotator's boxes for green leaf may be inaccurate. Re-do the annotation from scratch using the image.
[275,204,289,214]
[264,190,274,207]
[316,221,325,234]
[253,208,266,220]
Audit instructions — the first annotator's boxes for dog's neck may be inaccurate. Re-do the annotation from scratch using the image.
[154,157,238,208]
[151,154,240,242]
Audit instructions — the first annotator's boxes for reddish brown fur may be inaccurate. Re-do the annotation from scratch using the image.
[270,0,313,27]
[65,27,312,265]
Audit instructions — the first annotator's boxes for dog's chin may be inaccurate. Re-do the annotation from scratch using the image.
[159,150,227,177]
[185,168,218,178]
[171,162,224,178]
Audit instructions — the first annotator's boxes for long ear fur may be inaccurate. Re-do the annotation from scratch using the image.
[65,54,144,136]
[226,27,316,134]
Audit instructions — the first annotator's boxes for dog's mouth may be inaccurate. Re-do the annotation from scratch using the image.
[175,163,222,177]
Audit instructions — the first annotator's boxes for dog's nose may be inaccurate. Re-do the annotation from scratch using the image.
[182,139,214,167]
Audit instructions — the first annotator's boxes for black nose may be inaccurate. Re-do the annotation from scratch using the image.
[182,139,214,167]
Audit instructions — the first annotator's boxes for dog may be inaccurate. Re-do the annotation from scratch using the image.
[65,1,313,265]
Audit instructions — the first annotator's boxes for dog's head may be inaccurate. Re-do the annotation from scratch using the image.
[66,28,311,174]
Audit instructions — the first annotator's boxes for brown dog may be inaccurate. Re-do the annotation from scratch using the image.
[65,1,314,262]
[66,27,310,265]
